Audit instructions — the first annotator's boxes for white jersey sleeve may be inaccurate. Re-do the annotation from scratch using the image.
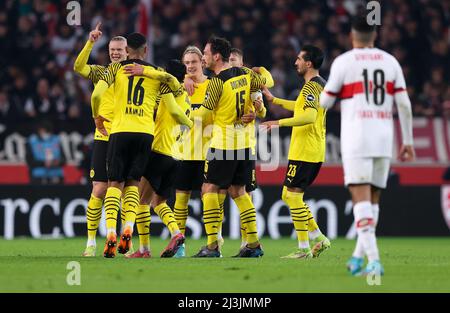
[392,57,413,145]
[320,56,345,109]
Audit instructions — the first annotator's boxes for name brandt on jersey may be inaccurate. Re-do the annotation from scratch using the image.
[230,77,248,90]
[125,106,144,117]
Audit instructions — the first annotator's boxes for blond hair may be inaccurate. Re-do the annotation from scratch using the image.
[110,36,127,42]
[182,45,203,61]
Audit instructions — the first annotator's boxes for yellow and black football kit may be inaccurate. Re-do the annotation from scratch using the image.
[191,67,267,188]
[74,40,115,182]
[144,86,191,198]
[274,76,327,190]
[91,59,183,182]
[242,66,274,192]
[175,78,214,191]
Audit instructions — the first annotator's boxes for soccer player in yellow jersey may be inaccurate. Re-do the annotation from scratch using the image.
[91,32,192,258]
[261,45,331,259]
[225,48,274,252]
[123,59,192,258]
[73,23,127,257]
[172,46,215,257]
[190,36,268,257]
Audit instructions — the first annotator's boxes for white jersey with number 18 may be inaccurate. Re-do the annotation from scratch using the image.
[323,47,408,159]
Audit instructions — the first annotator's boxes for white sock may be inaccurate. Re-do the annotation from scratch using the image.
[309,229,322,240]
[354,201,380,262]
[107,228,116,236]
[298,241,310,249]
[372,203,380,226]
[353,203,380,258]
[87,239,96,247]
[171,229,181,237]
[139,245,150,253]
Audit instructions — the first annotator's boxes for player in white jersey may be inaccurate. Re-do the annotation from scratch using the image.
[320,17,415,276]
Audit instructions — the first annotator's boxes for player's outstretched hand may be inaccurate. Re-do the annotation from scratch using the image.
[184,76,196,96]
[261,86,274,102]
[94,115,110,136]
[124,63,144,76]
[398,145,415,162]
[241,110,256,124]
[260,120,279,132]
[89,22,102,43]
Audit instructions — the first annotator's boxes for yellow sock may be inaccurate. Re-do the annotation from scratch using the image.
[217,192,226,236]
[282,190,309,246]
[120,198,126,231]
[136,204,151,251]
[240,225,247,244]
[202,193,220,246]
[174,192,190,235]
[86,194,103,243]
[104,187,122,235]
[306,207,319,232]
[154,202,179,235]
[123,186,140,231]
[233,193,259,245]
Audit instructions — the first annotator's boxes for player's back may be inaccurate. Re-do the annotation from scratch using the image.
[104,59,164,135]
[329,48,406,158]
[153,88,191,158]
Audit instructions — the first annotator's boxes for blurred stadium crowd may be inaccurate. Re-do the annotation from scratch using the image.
[0,0,449,132]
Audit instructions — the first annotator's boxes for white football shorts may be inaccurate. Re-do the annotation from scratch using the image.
[342,157,391,189]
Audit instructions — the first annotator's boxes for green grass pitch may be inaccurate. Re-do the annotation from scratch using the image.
[0,237,449,292]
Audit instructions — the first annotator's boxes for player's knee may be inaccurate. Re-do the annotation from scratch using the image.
[202,183,218,195]
[150,195,165,208]
[92,182,107,199]
[228,185,244,199]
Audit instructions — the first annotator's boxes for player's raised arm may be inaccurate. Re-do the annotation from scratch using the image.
[73,22,102,77]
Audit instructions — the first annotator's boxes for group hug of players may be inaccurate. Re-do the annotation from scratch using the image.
[74,22,331,259]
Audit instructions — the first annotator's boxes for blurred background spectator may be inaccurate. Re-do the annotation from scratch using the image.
[0,0,448,182]
[26,120,65,184]
[0,0,447,124]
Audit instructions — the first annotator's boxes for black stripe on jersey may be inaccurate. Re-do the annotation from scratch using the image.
[302,79,324,110]
[121,59,158,69]
[310,76,327,88]
[203,77,223,110]
[249,68,266,93]
[101,62,121,86]
[159,83,172,95]
[216,67,247,82]
[88,65,107,84]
